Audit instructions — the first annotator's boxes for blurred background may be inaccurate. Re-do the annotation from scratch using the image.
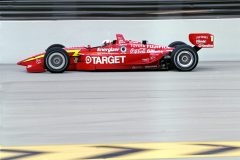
[0,0,240,63]
[0,0,239,20]
[0,0,240,64]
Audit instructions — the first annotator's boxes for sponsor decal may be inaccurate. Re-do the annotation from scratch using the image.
[130,44,145,48]
[196,35,208,39]
[36,58,41,64]
[198,44,214,48]
[132,66,143,69]
[130,48,146,54]
[74,57,78,63]
[145,65,158,69]
[147,44,167,49]
[130,48,163,54]
[142,58,149,63]
[130,44,167,49]
[120,46,127,53]
[85,56,126,64]
[150,55,157,60]
[196,40,207,44]
[97,48,119,52]
[147,49,163,54]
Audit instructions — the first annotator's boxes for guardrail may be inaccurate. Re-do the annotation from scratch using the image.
[0,0,240,20]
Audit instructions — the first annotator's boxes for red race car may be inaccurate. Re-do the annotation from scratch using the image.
[17,33,214,73]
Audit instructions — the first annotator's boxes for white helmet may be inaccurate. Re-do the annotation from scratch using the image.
[102,40,111,46]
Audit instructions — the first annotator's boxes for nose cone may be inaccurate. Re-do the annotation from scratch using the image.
[17,60,29,66]
[17,53,45,66]
[17,60,26,66]
[17,60,23,66]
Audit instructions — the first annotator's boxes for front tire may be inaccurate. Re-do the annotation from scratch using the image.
[171,45,198,71]
[44,47,70,73]
[46,44,65,52]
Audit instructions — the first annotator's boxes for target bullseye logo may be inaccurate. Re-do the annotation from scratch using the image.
[85,56,92,64]
[85,55,126,64]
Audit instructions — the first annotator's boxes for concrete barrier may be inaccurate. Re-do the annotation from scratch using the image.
[0,18,239,64]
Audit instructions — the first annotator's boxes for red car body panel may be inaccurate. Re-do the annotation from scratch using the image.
[17,33,214,73]
[189,33,214,48]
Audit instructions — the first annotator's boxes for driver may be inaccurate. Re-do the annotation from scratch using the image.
[102,40,111,46]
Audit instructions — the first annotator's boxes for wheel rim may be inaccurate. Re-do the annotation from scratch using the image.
[48,52,66,70]
[176,50,194,68]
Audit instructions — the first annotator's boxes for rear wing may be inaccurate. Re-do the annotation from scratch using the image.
[189,33,214,48]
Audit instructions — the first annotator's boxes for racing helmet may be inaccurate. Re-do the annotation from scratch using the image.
[102,40,111,46]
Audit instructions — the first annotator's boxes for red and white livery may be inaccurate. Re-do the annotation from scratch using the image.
[17,33,214,73]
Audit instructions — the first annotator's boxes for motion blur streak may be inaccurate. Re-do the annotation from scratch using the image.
[0,0,239,20]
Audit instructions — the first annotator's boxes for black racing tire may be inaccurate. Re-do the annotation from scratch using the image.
[171,45,198,71]
[44,47,70,73]
[46,44,65,52]
[168,41,186,48]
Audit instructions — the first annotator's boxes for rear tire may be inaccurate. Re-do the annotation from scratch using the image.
[171,45,198,71]
[44,47,69,73]
[168,41,186,48]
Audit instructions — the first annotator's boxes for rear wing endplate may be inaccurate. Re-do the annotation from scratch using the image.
[189,33,214,48]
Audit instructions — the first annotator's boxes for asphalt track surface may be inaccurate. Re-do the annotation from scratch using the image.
[1,62,240,159]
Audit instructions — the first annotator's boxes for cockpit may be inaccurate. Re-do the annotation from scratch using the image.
[101,39,118,47]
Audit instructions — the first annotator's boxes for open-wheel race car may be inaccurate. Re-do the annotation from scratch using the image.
[17,33,214,73]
